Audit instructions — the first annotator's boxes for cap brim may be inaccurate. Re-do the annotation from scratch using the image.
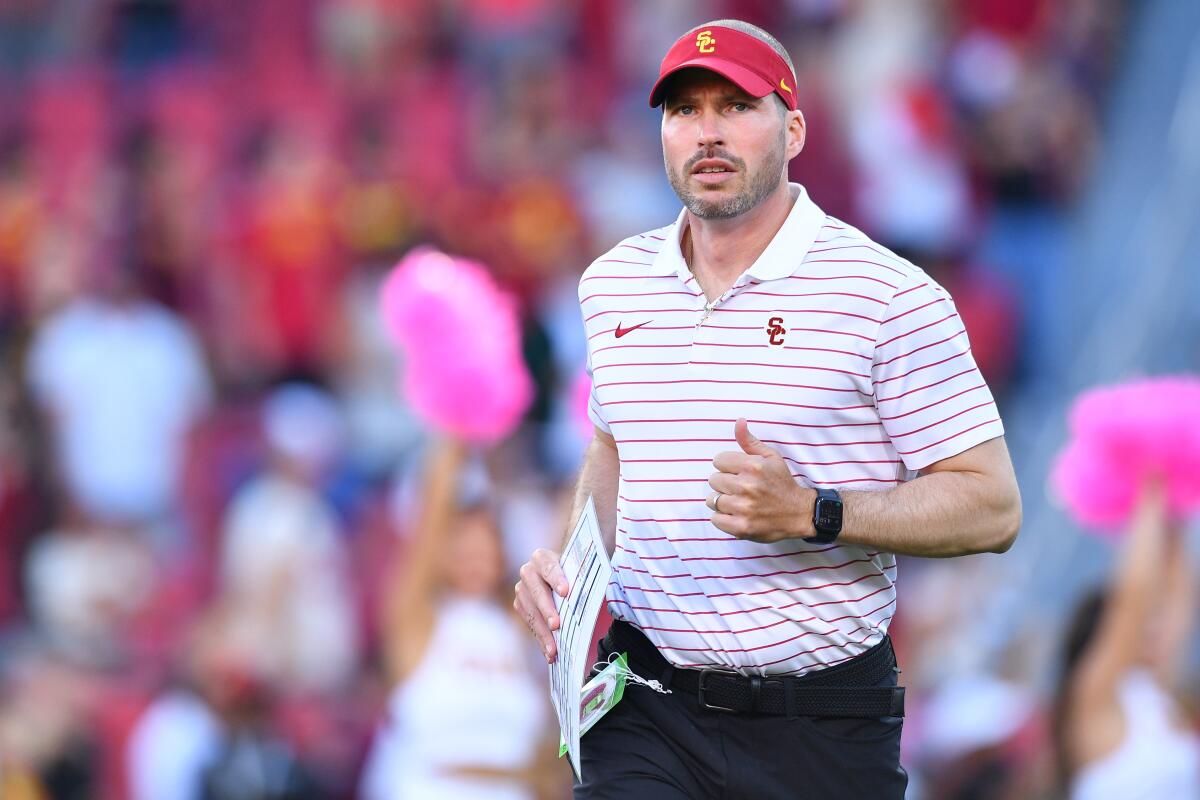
[649,58,776,108]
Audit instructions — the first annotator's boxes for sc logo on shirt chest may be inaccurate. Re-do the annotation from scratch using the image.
[766,317,787,346]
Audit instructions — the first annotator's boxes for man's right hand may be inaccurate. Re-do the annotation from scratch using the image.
[514,548,569,663]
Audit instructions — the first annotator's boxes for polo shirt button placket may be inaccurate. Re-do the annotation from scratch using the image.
[695,279,745,331]
[695,294,721,330]
[691,279,747,366]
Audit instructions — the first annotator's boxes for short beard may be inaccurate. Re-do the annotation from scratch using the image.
[666,138,787,220]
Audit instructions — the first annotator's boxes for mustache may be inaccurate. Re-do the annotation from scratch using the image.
[684,149,745,172]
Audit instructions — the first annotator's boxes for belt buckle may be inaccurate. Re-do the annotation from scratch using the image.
[697,668,741,713]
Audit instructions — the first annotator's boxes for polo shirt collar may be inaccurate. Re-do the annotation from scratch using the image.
[648,208,690,279]
[648,183,826,284]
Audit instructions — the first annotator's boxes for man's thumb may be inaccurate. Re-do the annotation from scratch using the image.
[735,418,775,456]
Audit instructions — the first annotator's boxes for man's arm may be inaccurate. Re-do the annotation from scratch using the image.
[560,429,621,556]
[709,419,1021,557]
[514,427,619,662]
[833,437,1021,557]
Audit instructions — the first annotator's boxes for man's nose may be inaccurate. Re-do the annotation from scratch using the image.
[694,109,725,148]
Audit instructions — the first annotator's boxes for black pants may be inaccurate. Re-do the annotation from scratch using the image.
[575,623,908,800]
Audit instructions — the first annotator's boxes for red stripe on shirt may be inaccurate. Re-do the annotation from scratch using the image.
[881,297,942,324]
[712,306,882,324]
[888,401,995,438]
[875,312,957,349]
[878,383,987,422]
[604,397,874,410]
[875,328,966,368]
[612,567,895,622]
[806,242,910,269]
[580,289,695,304]
[735,626,885,671]
[874,368,975,403]
[629,616,798,636]
[893,418,1002,455]
[740,289,888,306]
[688,360,871,378]
[609,418,882,429]
[617,542,811,563]
[778,345,872,360]
[802,258,906,278]
[655,625,840,654]
[585,306,696,323]
[782,274,900,289]
[597,376,858,392]
[621,556,881,583]
[872,350,972,386]
[616,435,889,448]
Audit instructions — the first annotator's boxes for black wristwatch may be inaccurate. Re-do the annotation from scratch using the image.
[805,488,843,544]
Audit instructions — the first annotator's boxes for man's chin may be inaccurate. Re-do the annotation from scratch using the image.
[684,190,751,220]
[688,202,742,220]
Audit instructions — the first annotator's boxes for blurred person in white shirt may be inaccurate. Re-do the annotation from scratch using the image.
[217,383,359,694]
[127,608,322,800]
[361,437,562,800]
[1055,479,1200,800]
[25,260,211,533]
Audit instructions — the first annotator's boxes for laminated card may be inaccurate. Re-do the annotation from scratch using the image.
[548,495,612,779]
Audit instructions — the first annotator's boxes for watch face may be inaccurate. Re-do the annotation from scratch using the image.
[816,498,843,531]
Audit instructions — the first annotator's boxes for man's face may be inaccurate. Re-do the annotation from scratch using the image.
[661,69,798,220]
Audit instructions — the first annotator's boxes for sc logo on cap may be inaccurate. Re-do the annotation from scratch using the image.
[695,30,716,53]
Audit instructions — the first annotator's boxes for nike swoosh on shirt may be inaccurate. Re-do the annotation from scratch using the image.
[615,320,653,338]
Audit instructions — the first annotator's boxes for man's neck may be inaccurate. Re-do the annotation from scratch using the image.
[682,182,797,295]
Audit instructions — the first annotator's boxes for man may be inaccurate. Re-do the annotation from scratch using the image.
[514,18,1021,799]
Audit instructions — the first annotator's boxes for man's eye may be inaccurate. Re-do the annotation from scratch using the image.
[732,102,750,112]
[677,105,695,115]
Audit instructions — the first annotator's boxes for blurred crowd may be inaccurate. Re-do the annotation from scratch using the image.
[0,0,1130,798]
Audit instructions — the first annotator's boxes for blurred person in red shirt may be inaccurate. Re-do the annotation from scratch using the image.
[211,122,345,383]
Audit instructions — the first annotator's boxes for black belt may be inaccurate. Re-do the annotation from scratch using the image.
[601,620,904,719]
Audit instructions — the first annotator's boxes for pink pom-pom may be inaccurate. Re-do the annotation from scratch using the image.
[1051,375,1200,534]
[380,247,533,444]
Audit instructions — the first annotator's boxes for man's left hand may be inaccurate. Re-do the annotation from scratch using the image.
[708,418,814,543]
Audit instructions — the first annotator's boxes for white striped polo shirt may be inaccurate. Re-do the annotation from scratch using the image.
[580,183,1005,677]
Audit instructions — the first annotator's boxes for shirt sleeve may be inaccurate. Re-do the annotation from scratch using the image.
[584,347,611,435]
[871,273,1004,471]
[578,275,612,436]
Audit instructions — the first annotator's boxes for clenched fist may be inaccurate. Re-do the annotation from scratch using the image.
[707,418,816,543]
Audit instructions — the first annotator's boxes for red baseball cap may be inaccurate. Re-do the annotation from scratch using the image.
[649,25,798,111]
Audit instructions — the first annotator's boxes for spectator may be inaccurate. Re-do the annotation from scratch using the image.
[25,260,212,532]
[1054,478,1200,799]
[0,644,98,800]
[361,438,561,800]
[25,518,156,667]
[216,383,359,694]
[128,609,323,800]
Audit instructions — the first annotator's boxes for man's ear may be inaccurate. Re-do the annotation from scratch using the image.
[786,109,806,160]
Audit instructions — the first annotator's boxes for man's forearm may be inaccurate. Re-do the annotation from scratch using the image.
[827,470,1021,557]
[562,433,620,555]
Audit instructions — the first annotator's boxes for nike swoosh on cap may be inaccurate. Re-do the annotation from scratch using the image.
[615,320,653,338]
